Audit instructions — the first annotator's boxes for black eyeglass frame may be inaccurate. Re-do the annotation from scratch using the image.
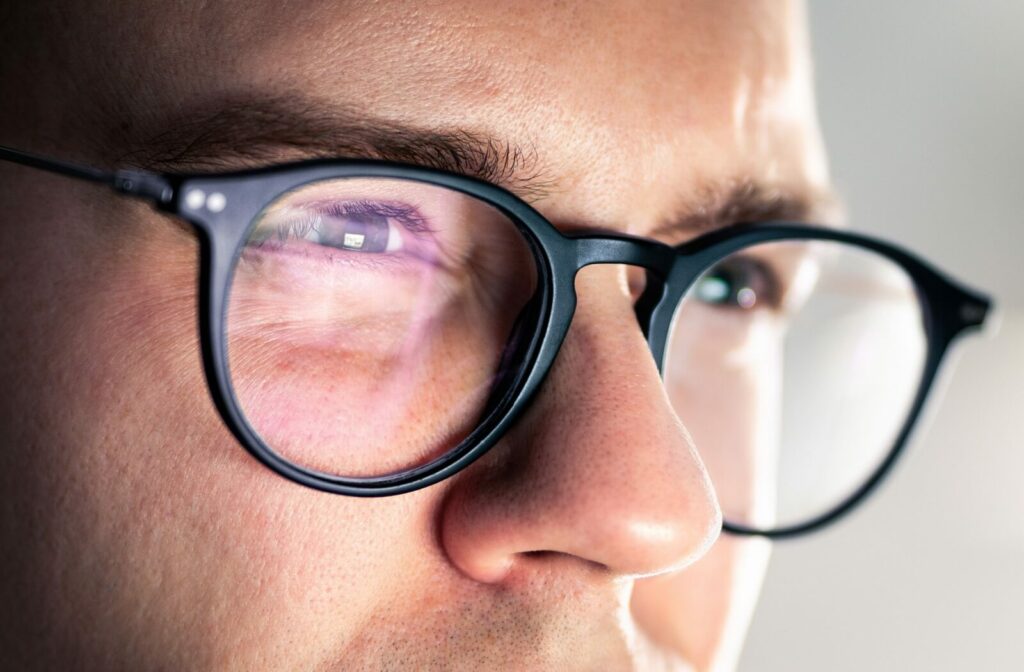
[0,145,993,539]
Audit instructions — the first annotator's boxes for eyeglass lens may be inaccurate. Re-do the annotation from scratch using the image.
[225,177,540,478]
[665,240,927,529]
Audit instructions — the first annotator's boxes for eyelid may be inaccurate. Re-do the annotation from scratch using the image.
[301,198,437,236]
[255,198,468,274]
[255,198,435,246]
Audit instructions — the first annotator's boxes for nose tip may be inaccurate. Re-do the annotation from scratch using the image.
[615,503,723,577]
[558,490,723,579]
[554,419,724,577]
[440,410,723,583]
[440,265,723,583]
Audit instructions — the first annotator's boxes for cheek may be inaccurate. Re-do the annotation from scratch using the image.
[224,254,530,478]
[631,535,772,671]
[1,214,442,669]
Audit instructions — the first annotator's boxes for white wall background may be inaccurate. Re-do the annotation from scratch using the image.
[740,3,1024,670]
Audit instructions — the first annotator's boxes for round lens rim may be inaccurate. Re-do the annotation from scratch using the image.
[648,224,985,538]
[659,234,931,537]
[170,158,992,536]
[184,162,572,496]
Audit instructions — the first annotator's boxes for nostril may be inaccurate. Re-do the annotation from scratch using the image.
[517,550,610,574]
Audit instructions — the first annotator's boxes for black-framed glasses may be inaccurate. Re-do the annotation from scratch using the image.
[0,145,993,538]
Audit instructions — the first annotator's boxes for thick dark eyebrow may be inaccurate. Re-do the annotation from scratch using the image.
[118,95,557,202]
[650,179,845,244]
[118,94,841,235]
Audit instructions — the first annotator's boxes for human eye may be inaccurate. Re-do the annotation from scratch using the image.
[247,198,440,267]
[693,255,784,312]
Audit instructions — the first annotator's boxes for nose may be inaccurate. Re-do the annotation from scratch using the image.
[440,265,722,583]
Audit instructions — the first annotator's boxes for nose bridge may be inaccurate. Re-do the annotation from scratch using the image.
[439,257,723,581]
[564,235,677,355]
[568,234,677,277]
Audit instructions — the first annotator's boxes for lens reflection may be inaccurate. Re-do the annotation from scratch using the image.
[226,178,538,478]
[665,240,927,529]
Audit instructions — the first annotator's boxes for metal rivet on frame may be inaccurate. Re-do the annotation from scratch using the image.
[206,192,227,213]
[185,189,206,210]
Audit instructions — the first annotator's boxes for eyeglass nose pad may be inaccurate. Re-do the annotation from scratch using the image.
[633,270,670,369]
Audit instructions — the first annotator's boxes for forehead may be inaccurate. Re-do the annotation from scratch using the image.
[33,0,828,229]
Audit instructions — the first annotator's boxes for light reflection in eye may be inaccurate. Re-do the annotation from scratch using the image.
[737,287,757,309]
[696,275,731,304]
[694,256,777,311]
[304,210,405,253]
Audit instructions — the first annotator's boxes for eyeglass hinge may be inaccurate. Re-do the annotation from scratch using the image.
[113,170,175,208]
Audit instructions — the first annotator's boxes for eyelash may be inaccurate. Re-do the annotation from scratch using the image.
[251,200,437,254]
[313,199,435,235]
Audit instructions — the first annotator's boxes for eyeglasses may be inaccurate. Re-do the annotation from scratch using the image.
[0,145,993,538]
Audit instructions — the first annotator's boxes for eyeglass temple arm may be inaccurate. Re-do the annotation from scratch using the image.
[0,145,175,207]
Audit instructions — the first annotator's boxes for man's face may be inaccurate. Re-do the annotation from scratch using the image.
[0,1,830,669]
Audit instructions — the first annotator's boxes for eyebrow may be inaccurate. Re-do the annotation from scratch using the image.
[120,95,841,235]
[651,179,844,242]
[123,95,556,201]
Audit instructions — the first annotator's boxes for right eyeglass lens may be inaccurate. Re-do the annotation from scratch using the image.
[224,177,540,480]
[664,239,928,531]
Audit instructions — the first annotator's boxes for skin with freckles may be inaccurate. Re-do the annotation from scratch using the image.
[0,1,831,670]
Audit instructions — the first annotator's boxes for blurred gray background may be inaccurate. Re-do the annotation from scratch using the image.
[740,2,1024,671]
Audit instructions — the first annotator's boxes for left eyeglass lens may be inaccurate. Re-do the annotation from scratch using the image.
[225,177,540,478]
[664,239,928,531]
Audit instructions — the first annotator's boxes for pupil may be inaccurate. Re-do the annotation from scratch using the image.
[321,212,389,252]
